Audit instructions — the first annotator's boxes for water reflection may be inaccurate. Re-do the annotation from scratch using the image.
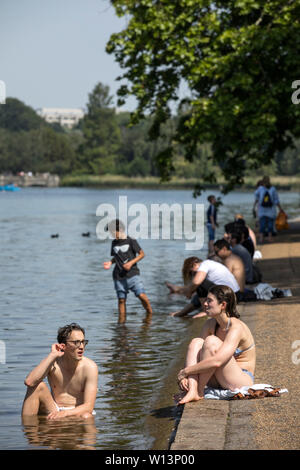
[22,415,97,450]
[99,322,156,449]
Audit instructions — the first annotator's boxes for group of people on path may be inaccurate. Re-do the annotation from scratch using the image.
[167,176,283,404]
[165,211,260,403]
[21,177,283,419]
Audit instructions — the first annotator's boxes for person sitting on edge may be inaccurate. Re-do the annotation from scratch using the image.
[167,256,240,318]
[234,221,255,258]
[234,214,257,252]
[213,239,245,293]
[103,219,152,324]
[223,222,236,242]
[22,323,98,420]
[175,285,256,405]
[229,231,254,284]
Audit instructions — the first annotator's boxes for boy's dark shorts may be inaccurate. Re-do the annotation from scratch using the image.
[114,275,146,299]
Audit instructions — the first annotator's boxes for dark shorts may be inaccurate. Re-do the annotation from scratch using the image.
[114,275,145,299]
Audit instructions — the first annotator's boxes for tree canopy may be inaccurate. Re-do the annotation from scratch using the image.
[106,0,300,193]
[77,83,121,174]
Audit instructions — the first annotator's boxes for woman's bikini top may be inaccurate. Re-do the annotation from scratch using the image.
[214,319,255,357]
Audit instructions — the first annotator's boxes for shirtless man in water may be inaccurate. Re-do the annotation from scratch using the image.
[22,323,98,420]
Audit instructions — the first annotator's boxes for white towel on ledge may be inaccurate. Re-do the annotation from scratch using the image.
[204,384,288,400]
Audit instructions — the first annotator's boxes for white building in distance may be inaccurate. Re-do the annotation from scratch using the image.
[37,107,85,128]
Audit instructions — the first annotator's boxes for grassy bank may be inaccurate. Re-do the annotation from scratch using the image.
[60,174,300,191]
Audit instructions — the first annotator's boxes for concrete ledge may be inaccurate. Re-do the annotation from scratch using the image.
[171,401,229,450]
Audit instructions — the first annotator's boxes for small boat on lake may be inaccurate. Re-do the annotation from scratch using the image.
[0,184,21,191]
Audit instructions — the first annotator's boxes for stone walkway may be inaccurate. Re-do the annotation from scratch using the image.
[171,221,300,450]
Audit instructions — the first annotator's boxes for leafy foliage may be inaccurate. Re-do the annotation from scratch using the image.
[77,83,121,175]
[0,98,77,175]
[107,0,300,192]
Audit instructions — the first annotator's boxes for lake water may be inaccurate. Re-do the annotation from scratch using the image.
[0,187,299,450]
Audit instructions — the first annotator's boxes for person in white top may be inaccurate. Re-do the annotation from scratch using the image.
[167,257,240,318]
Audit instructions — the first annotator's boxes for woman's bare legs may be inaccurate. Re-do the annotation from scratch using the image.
[178,337,218,404]
[176,338,205,404]
[177,336,254,405]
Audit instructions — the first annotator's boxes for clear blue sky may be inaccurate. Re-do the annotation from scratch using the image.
[0,0,136,111]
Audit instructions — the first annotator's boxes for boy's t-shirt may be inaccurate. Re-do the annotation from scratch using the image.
[111,237,142,280]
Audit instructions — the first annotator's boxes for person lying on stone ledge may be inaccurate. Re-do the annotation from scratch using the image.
[175,285,256,405]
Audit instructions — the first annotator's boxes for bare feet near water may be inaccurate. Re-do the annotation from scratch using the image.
[174,390,204,406]
[165,282,180,294]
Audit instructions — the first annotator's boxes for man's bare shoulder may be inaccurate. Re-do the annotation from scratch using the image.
[82,357,98,373]
[229,253,243,265]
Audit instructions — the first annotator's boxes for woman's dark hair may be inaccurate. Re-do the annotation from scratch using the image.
[182,256,202,285]
[57,323,85,344]
[224,222,236,234]
[230,231,242,244]
[239,225,249,239]
[234,218,246,227]
[208,285,240,318]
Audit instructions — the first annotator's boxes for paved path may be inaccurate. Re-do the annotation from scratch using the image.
[171,221,300,450]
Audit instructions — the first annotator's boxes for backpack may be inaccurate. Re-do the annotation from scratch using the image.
[261,189,273,207]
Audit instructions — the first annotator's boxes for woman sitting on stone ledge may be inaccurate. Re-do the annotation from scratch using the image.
[176,285,256,405]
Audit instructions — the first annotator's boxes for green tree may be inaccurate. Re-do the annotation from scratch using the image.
[78,82,121,174]
[275,137,300,175]
[0,97,46,132]
[0,127,76,175]
[107,0,300,193]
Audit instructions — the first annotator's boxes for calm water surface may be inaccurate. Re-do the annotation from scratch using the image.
[0,187,299,450]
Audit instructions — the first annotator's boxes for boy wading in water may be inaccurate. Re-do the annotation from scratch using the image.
[22,323,98,420]
[103,219,153,324]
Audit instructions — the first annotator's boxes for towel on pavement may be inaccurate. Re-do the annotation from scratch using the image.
[254,283,292,301]
[204,384,288,400]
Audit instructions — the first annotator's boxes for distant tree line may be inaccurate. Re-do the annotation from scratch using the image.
[0,83,300,180]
